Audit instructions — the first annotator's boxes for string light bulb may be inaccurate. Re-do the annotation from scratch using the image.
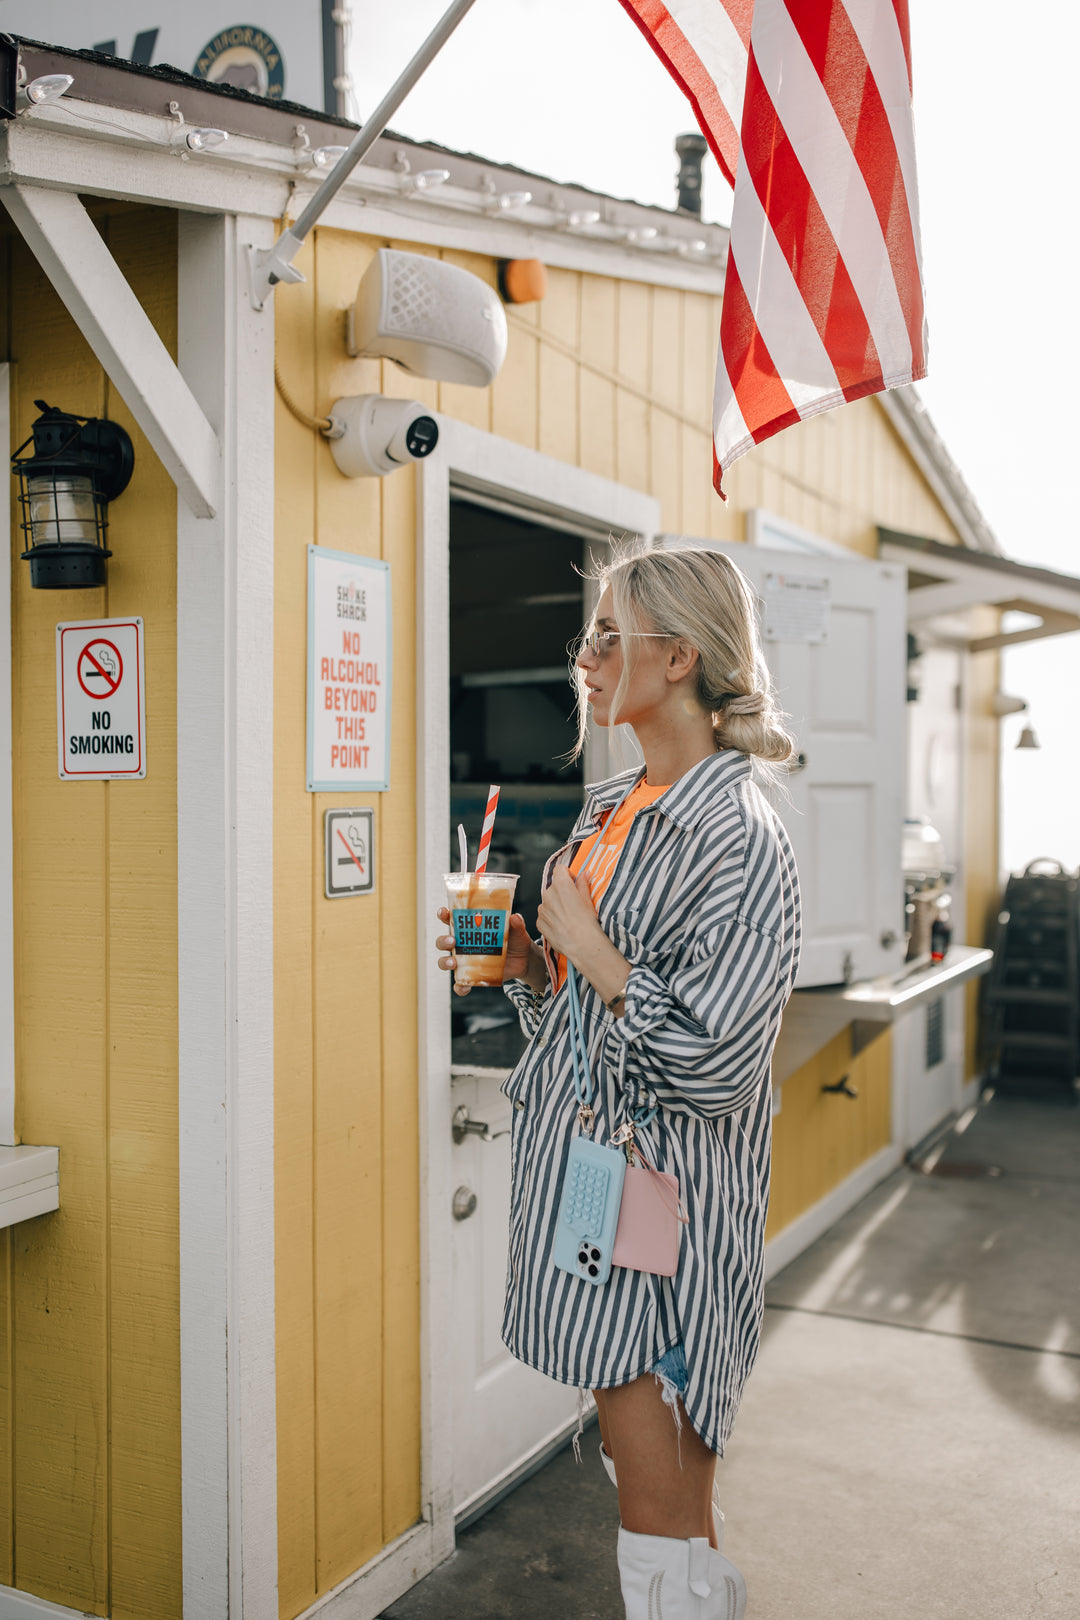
[408,168,451,194]
[186,127,228,152]
[491,190,532,213]
[25,74,74,107]
[311,144,348,170]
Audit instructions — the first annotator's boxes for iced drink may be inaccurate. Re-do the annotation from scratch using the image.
[443,871,519,989]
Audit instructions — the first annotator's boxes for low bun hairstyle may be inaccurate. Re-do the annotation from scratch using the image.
[575,543,796,765]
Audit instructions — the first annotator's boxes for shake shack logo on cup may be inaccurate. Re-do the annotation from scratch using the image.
[193,26,285,99]
[452,909,508,954]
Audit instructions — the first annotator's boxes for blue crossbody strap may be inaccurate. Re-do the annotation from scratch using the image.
[564,780,657,1132]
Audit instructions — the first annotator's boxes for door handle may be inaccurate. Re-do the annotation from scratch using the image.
[452,1104,509,1144]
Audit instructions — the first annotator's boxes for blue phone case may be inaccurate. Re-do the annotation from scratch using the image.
[553,1135,627,1286]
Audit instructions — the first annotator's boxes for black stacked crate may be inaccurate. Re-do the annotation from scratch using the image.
[982,860,1080,1101]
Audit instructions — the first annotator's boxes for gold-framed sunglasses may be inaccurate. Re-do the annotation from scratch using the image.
[582,630,671,657]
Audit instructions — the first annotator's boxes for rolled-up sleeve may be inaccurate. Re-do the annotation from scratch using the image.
[606,918,783,1119]
[504,977,548,1036]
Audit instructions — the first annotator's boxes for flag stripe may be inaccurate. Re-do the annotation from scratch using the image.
[727,150,843,407]
[617,0,748,184]
[738,45,884,395]
[714,254,798,462]
[785,0,925,372]
[751,5,913,378]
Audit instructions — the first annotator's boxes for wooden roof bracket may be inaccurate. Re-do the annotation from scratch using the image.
[967,599,1080,653]
[878,527,1080,651]
[0,182,221,517]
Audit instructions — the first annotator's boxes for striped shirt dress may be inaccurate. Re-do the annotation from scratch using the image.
[501,748,801,1456]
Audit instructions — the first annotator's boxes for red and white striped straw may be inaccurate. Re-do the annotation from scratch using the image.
[474,785,500,875]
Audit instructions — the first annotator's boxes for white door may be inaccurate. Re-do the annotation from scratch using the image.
[662,536,908,987]
[448,1067,579,1520]
[416,427,660,1531]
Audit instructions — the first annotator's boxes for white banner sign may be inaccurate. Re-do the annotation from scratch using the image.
[56,616,146,780]
[307,547,391,792]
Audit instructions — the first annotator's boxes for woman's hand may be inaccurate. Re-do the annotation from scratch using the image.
[537,868,632,1015]
[435,908,542,997]
[536,867,605,964]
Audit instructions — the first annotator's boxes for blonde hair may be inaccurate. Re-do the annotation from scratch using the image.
[572,543,795,764]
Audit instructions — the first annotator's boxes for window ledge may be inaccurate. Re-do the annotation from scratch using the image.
[0,1145,60,1228]
[802,945,994,1020]
[774,946,993,1084]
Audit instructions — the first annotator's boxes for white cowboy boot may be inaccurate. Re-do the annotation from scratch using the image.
[617,1528,746,1620]
[600,1445,726,1552]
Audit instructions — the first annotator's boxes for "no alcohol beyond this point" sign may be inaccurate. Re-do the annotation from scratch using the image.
[56,618,146,780]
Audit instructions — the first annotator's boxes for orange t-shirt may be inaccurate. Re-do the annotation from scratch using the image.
[554,778,670,991]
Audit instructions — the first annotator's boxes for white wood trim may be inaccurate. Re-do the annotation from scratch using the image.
[413,424,658,1591]
[291,1521,441,1620]
[0,1145,59,1229]
[4,114,727,299]
[745,508,854,559]
[0,185,221,519]
[0,1584,98,1618]
[415,446,458,1570]
[764,1144,902,1283]
[177,211,278,1620]
[0,364,14,1146]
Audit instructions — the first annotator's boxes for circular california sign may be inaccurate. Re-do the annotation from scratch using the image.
[193,25,285,100]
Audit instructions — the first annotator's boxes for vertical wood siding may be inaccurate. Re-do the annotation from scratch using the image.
[273,232,983,1610]
[274,230,429,1618]
[1,207,180,1617]
[766,1029,892,1239]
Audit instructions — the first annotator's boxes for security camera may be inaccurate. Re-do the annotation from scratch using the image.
[325,394,440,478]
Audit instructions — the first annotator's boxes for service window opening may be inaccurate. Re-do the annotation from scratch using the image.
[449,498,585,1069]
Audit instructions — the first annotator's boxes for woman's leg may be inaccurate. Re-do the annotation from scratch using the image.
[592,1386,612,1459]
[598,1373,718,1545]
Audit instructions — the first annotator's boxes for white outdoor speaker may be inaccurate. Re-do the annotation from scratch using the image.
[346,248,507,387]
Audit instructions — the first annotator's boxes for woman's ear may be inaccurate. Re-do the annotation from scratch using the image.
[666,639,700,683]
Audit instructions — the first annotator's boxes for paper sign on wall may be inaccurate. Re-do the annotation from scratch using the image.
[56,617,146,780]
[762,571,831,644]
[307,546,391,792]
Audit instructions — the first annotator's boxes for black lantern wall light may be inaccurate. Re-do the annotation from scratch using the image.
[11,401,134,589]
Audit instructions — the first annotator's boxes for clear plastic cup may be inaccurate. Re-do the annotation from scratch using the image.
[443,871,519,989]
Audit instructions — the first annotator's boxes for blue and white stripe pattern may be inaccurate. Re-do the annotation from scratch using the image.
[501,748,801,1455]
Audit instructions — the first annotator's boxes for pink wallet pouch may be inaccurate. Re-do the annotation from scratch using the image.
[612,1159,686,1276]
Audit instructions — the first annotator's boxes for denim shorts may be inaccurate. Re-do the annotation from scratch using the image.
[652,1342,689,1397]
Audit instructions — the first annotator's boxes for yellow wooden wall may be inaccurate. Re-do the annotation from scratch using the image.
[274,228,978,1612]
[0,206,181,1617]
[766,1029,892,1238]
[273,229,429,1620]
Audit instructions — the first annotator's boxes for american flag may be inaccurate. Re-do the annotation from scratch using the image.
[618,0,928,495]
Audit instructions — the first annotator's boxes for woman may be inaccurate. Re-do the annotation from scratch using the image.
[437,545,801,1619]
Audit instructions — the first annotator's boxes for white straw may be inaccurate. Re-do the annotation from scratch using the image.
[457,823,468,875]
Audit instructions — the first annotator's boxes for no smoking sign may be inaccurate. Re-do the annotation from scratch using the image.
[324,808,375,897]
[56,618,146,780]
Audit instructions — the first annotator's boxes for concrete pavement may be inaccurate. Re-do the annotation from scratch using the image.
[382,1092,1080,1619]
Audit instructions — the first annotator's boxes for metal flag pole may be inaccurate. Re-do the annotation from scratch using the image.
[249,0,480,308]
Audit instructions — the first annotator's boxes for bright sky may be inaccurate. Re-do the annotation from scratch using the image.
[351,0,1080,876]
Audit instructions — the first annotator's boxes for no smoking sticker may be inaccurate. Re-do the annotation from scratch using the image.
[56,618,146,780]
[324,808,375,897]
